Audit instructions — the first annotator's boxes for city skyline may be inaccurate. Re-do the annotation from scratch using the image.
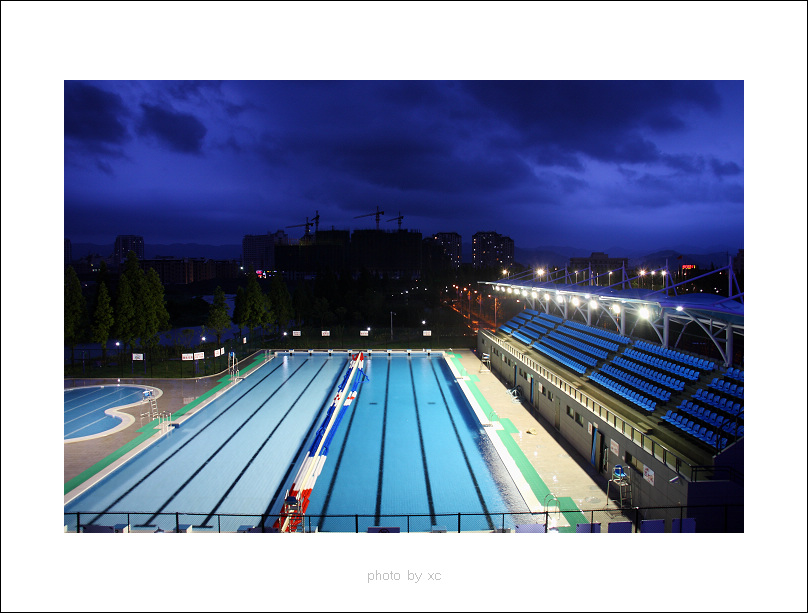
[64,80,744,254]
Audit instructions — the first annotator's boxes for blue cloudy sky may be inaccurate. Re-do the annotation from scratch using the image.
[64,78,744,253]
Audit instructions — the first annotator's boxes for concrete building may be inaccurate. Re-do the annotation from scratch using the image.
[568,252,629,285]
[431,232,462,269]
[113,235,145,268]
[472,231,514,270]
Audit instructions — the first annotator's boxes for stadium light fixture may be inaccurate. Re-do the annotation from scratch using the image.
[640,307,650,319]
[571,297,580,306]
[589,300,598,310]
[612,304,621,314]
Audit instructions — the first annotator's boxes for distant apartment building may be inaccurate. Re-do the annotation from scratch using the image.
[114,235,145,268]
[243,230,288,273]
[568,252,629,285]
[431,232,462,269]
[141,257,241,285]
[472,231,514,270]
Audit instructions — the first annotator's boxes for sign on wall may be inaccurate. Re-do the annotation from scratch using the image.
[643,465,655,486]
[360,330,369,336]
[292,331,301,337]
[322,331,330,336]
[194,352,204,360]
[610,439,619,456]
[182,353,194,361]
[132,353,144,361]
[423,330,432,336]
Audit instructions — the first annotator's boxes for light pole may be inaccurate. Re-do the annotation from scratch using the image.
[116,341,122,378]
[608,270,612,287]
[575,270,579,284]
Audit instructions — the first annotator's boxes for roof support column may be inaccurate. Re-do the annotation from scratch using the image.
[726,324,734,367]
[663,311,670,349]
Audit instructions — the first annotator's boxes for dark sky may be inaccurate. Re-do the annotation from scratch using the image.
[64,79,744,254]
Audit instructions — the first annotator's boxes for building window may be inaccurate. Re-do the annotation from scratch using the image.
[566,406,574,418]
[574,412,584,426]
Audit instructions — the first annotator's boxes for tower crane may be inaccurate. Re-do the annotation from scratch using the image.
[354,205,385,230]
[387,211,404,230]
[286,216,314,238]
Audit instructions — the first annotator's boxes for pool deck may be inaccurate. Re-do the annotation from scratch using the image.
[64,349,629,527]
[449,350,627,521]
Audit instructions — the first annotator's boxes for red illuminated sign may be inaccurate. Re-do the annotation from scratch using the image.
[681,264,696,270]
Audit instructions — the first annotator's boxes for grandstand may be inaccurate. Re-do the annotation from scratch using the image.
[477,260,743,531]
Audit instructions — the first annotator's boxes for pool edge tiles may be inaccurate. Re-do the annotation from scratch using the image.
[443,353,544,513]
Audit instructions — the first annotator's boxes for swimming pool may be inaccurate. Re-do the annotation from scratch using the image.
[63,353,529,532]
[64,385,152,440]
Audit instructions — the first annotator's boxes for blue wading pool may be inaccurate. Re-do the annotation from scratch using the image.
[64,353,529,532]
[64,385,150,440]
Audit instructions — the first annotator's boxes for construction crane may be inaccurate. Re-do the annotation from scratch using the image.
[387,211,404,230]
[354,205,385,230]
[286,216,314,238]
[311,210,320,233]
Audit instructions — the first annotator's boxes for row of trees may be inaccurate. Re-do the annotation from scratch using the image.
[64,253,297,368]
[64,252,171,368]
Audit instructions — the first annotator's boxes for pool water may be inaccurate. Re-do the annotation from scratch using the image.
[64,353,528,532]
[305,354,528,531]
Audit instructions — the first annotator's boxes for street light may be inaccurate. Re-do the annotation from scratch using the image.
[116,341,122,378]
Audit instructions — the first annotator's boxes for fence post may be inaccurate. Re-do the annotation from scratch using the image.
[502,513,505,532]
[355,514,359,533]
[77,512,81,534]
[407,515,410,533]
[458,512,461,533]
[176,512,180,533]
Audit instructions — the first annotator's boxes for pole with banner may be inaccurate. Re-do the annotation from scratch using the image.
[133,353,144,376]
[181,352,193,379]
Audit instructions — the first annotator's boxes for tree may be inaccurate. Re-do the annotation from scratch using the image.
[114,273,136,356]
[121,251,147,346]
[206,286,231,347]
[244,274,272,344]
[232,285,248,342]
[142,268,170,349]
[292,279,313,325]
[90,282,115,360]
[268,274,293,333]
[64,266,87,368]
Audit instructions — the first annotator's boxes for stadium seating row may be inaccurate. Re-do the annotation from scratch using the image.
[547,331,608,360]
[565,319,631,345]
[724,367,744,382]
[558,324,619,352]
[675,400,743,432]
[523,321,552,336]
[538,312,563,324]
[512,331,533,346]
[661,411,728,449]
[589,372,657,412]
[612,357,685,391]
[499,325,514,335]
[600,365,671,402]
[693,389,743,415]
[531,343,587,374]
[635,340,715,371]
[537,338,598,367]
[707,378,744,399]
[624,349,700,380]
